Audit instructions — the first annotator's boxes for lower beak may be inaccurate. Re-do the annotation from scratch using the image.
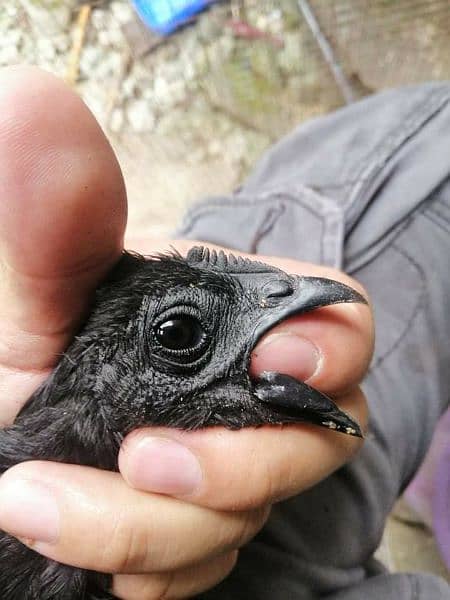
[253,372,363,437]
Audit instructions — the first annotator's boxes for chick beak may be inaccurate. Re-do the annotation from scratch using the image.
[249,275,367,437]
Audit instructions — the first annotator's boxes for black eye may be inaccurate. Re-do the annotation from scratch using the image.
[155,317,204,351]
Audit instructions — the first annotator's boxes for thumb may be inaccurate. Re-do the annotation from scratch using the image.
[0,66,127,422]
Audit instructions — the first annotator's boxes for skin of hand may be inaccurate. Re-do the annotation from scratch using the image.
[0,66,373,599]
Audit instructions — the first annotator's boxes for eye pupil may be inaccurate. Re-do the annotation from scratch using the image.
[156,318,203,351]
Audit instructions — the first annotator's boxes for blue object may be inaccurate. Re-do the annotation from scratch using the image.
[131,0,212,35]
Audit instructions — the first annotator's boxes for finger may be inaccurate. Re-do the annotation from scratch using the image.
[120,387,367,511]
[0,66,126,421]
[126,237,374,396]
[0,462,268,573]
[250,302,371,396]
[113,551,238,600]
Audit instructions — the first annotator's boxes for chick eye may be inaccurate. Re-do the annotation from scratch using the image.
[155,317,204,351]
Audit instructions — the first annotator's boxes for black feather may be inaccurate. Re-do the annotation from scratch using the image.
[0,247,366,598]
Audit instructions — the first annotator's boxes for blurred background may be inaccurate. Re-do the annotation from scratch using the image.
[1,0,449,584]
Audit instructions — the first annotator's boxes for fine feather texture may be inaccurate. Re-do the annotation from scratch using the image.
[0,247,366,599]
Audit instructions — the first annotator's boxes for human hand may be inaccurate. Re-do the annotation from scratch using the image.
[0,66,373,599]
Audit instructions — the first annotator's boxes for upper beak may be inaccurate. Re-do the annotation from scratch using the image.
[251,275,367,347]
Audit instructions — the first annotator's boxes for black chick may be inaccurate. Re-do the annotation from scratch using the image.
[0,246,366,599]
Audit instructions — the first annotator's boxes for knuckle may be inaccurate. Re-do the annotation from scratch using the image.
[114,572,176,600]
[230,506,270,550]
[257,452,275,501]
[99,509,150,574]
[161,551,239,600]
[153,571,176,600]
[231,446,278,510]
[113,551,241,600]
[244,437,297,506]
[271,449,300,501]
[208,511,249,556]
[222,549,239,576]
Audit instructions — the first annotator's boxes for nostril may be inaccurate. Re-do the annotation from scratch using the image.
[263,279,294,299]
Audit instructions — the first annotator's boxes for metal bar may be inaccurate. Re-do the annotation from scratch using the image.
[297,0,356,104]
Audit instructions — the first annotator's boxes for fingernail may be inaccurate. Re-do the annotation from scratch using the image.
[0,479,59,544]
[254,333,321,381]
[125,437,203,496]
